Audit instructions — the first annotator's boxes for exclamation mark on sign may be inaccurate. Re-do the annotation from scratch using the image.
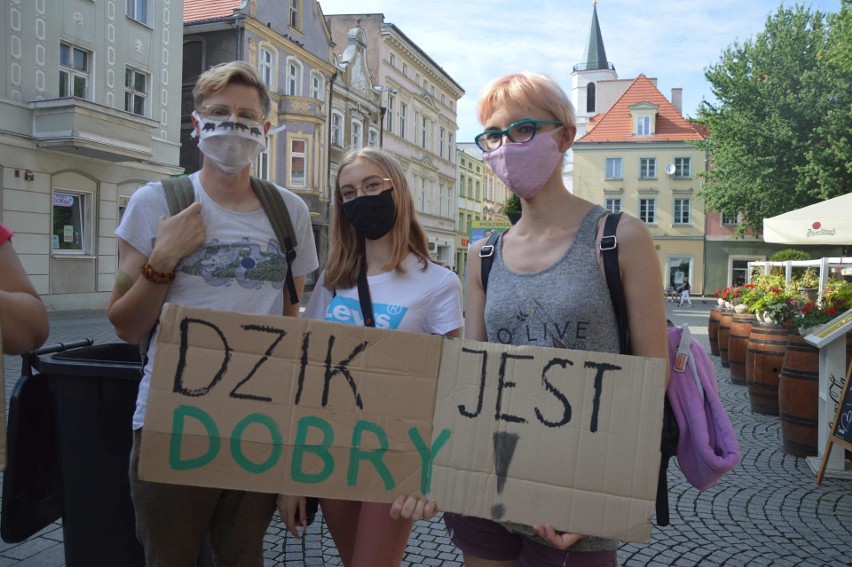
[491,431,519,520]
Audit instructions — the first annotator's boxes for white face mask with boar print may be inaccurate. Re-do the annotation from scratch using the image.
[192,111,268,175]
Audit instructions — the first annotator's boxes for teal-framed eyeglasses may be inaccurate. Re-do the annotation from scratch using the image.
[475,119,563,152]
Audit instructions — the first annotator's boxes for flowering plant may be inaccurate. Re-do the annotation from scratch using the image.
[717,287,742,304]
[787,288,851,333]
[749,287,800,324]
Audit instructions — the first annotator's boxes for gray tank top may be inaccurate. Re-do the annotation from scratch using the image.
[484,204,620,552]
[485,205,619,354]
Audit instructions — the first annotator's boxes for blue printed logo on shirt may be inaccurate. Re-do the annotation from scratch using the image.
[324,296,407,329]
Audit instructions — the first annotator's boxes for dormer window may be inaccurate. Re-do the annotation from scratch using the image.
[629,101,659,136]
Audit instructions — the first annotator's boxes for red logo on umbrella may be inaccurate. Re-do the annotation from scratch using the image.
[812,222,821,230]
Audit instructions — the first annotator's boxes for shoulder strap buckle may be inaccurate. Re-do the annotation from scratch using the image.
[479,244,495,258]
[599,234,618,251]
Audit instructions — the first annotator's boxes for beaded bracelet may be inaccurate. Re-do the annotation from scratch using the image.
[140,261,175,285]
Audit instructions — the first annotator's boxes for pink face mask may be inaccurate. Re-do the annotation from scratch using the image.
[483,127,564,200]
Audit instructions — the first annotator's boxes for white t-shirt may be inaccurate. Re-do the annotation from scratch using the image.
[304,253,463,335]
[116,172,319,429]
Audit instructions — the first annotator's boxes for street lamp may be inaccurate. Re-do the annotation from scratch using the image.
[374,85,398,148]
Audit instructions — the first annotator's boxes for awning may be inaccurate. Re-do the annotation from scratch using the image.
[762,192,852,245]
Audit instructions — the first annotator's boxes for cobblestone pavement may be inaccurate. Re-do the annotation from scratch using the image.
[2,302,851,566]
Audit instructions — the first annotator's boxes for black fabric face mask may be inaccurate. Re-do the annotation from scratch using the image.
[342,189,397,240]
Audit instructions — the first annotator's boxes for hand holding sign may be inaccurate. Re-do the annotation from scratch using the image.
[389,494,437,521]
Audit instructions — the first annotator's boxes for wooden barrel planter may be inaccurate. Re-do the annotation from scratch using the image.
[778,331,819,456]
[728,312,756,385]
[708,308,722,356]
[718,310,733,368]
[746,322,789,415]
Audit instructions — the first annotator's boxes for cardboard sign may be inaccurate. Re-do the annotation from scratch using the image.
[140,304,666,542]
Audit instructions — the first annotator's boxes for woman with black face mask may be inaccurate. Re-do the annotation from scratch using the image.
[280,148,463,567]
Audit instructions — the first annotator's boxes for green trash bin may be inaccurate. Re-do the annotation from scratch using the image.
[33,342,145,567]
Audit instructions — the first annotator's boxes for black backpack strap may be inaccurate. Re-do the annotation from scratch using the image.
[249,177,300,305]
[601,212,630,354]
[479,230,502,293]
[600,211,672,526]
[357,250,375,327]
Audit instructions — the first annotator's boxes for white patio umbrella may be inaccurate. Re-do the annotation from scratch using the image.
[762,192,852,245]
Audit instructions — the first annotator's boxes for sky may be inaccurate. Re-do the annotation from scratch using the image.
[317,0,842,143]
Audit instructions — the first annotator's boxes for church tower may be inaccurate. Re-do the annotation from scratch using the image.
[571,1,618,139]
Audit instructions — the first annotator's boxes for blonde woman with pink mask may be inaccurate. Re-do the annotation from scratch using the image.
[436,72,668,566]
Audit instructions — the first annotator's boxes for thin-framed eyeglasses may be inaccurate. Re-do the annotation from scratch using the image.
[475,119,563,152]
[199,104,266,127]
[339,176,392,202]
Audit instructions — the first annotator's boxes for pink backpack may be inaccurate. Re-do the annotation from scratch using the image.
[667,323,740,490]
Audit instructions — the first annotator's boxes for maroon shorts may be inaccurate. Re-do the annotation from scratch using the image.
[443,513,618,567]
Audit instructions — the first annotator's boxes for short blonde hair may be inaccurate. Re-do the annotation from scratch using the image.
[193,61,271,117]
[477,72,576,131]
[324,148,430,291]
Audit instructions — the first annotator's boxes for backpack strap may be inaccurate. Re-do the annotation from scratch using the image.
[479,230,502,293]
[600,212,630,354]
[161,176,196,216]
[599,211,673,527]
[138,176,197,367]
[249,176,300,305]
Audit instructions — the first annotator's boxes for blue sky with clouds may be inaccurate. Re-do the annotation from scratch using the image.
[318,0,842,143]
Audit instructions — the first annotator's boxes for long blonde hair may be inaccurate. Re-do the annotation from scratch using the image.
[324,148,431,290]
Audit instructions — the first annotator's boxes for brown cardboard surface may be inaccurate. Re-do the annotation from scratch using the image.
[140,304,666,542]
[431,338,665,542]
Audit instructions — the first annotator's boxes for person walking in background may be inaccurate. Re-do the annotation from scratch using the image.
[281,148,463,567]
[443,71,668,566]
[0,221,49,354]
[678,277,692,307]
[107,61,318,566]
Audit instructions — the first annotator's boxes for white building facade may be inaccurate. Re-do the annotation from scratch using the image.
[1,0,184,310]
[326,14,464,267]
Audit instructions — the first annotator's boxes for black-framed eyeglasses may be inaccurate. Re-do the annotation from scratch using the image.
[474,119,563,152]
[339,176,391,202]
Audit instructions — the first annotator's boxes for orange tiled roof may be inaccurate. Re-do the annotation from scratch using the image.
[184,0,241,23]
[577,74,704,143]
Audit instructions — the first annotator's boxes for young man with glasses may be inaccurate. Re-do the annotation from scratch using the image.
[108,61,318,566]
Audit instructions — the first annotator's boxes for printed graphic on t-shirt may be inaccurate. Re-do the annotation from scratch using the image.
[493,300,591,350]
[178,237,286,288]
[324,296,408,329]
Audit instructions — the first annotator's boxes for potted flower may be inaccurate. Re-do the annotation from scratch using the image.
[787,288,851,336]
[748,287,800,325]
[503,193,521,225]
[793,268,820,301]
[720,286,742,310]
[736,283,760,314]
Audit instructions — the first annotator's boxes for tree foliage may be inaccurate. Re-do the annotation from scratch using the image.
[696,3,850,236]
[770,249,811,261]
